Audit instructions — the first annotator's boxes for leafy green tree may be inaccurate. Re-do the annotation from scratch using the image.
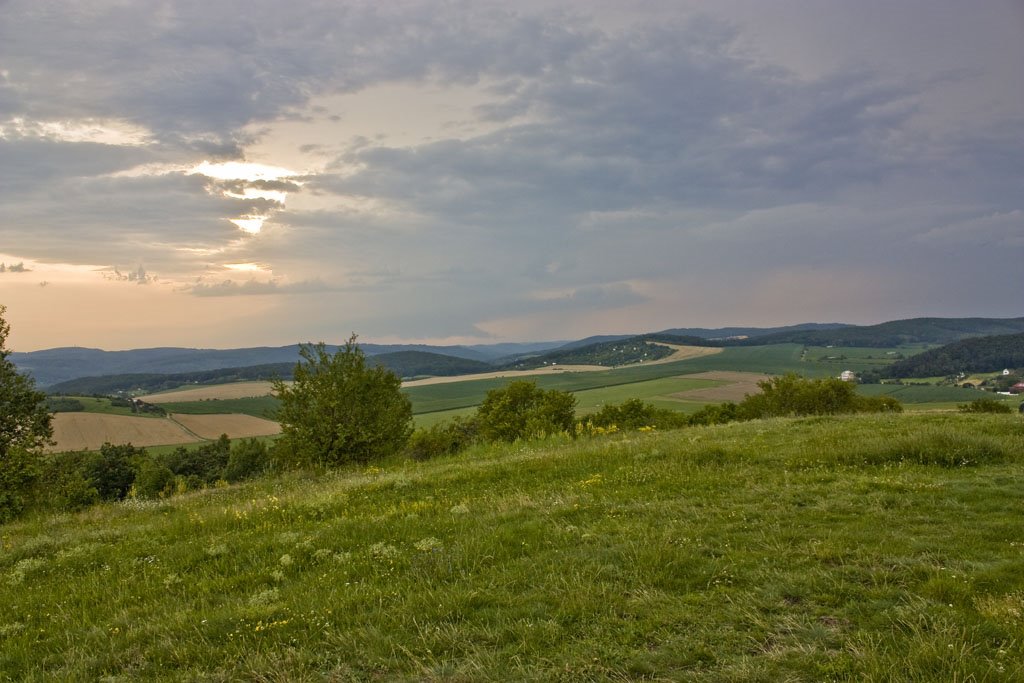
[475,380,577,442]
[83,443,141,500]
[0,305,52,521]
[273,335,412,467]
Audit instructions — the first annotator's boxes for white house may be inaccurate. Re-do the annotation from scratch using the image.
[840,370,856,382]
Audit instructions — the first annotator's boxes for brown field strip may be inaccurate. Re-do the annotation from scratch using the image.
[671,370,772,402]
[170,413,281,440]
[48,413,199,452]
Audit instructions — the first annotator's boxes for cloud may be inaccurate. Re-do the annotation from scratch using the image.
[187,278,334,297]
[1,0,1020,347]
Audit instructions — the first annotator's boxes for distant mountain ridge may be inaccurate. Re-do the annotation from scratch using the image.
[14,316,1022,387]
[13,343,516,387]
[45,350,495,395]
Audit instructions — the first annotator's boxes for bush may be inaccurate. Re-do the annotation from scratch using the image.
[273,336,412,467]
[159,434,231,484]
[133,459,175,498]
[0,447,39,523]
[223,438,270,482]
[475,381,576,442]
[958,398,1013,414]
[44,397,85,412]
[737,373,902,419]
[588,399,687,431]
[406,417,479,460]
[83,443,141,500]
[688,402,740,426]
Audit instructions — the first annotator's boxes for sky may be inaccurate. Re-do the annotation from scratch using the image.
[1,0,1022,351]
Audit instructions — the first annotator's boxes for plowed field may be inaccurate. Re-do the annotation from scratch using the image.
[671,370,771,402]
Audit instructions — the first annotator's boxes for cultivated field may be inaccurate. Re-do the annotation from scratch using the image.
[142,381,278,402]
[402,344,723,388]
[48,412,282,452]
[170,413,281,440]
[670,370,773,402]
[48,413,199,452]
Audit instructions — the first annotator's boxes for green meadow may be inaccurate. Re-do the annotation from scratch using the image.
[3,413,1023,681]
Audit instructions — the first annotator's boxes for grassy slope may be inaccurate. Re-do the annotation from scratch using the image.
[2,413,1023,681]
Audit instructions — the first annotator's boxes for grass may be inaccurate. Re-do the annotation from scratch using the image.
[156,396,282,419]
[2,413,1023,680]
[63,396,162,418]
[571,376,723,413]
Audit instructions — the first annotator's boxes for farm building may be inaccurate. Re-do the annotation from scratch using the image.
[839,370,856,382]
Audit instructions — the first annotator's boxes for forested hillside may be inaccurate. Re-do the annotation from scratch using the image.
[47,352,493,395]
[883,332,1024,378]
[735,317,1024,347]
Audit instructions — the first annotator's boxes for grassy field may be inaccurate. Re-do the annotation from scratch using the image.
[156,396,282,419]
[3,413,1023,681]
[63,396,160,418]
[855,383,1008,405]
[404,345,810,415]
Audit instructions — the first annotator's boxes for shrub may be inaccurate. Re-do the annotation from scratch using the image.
[406,417,479,460]
[133,459,175,498]
[958,398,1013,414]
[688,402,740,426]
[83,443,141,500]
[475,381,576,442]
[588,399,687,431]
[159,434,231,484]
[0,447,39,523]
[44,397,85,412]
[223,438,270,482]
[737,373,902,419]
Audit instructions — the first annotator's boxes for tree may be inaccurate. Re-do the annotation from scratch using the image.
[475,380,576,442]
[0,305,53,520]
[272,335,412,467]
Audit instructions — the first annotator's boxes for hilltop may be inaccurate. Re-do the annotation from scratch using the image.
[2,413,1022,679]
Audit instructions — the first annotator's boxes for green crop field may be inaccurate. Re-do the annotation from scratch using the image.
[3,413,1023,680]
[855,383,1004,405]
[61,396,162,418]
[571,376,723,413]
[404,345,811,415]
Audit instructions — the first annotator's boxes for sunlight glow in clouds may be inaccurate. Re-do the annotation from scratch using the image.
[190,161,299,182]
[0,117,152,145]
[228,216,268,234]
